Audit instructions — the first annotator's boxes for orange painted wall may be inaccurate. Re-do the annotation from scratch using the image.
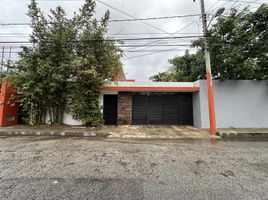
[0,79,19,126]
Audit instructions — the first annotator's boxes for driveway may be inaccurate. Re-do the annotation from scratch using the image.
[0,137,267,199]
[104,125,212,139]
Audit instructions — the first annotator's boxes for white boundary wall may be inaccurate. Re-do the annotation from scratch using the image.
[193,80,268,128]
[62,91,118,125]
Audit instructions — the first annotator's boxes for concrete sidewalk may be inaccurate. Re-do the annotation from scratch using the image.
[0,125,214,139]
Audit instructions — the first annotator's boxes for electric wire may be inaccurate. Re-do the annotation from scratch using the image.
[95,0,184,37]
[124,48,188,60]
[0,35,203,44]
[219,0,264,4]
[124,20,199,51]
[0,14,200,26]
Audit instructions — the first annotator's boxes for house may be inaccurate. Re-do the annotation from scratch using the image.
[1,68,267,129]
[65,68,268,129]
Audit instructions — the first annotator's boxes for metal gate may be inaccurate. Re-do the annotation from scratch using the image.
[132,93,193,125]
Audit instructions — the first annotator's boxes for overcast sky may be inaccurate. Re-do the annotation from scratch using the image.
[0,0,266,81]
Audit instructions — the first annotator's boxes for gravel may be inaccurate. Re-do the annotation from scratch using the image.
[0,136,267,199]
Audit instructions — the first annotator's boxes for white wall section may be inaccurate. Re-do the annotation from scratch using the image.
[194,80,268,128]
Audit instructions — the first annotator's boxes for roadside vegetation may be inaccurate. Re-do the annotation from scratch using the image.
[8,0,121,126]
[150,4,268,82]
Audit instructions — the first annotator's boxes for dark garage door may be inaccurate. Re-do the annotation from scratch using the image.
[132,93,193,125]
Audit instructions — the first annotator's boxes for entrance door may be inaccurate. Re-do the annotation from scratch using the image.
[103,95,118,125]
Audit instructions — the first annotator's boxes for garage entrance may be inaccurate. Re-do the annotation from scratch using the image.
[132,92,193,125]
[103,95,118,125]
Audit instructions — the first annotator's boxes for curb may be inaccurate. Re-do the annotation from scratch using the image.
[107,134,220,139]
[0,130,109,137]
[0,130,219,140]
[217,131,268,138]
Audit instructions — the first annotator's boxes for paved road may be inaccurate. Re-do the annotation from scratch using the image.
[0,137,267,200]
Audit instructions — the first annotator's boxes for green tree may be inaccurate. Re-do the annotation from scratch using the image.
[206,4,268,80]
[10,0,121,126]
[149,71,175,82]
[150,50,206,82]
[150,4,268,82]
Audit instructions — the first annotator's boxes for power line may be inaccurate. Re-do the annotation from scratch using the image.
[124,19,199,51]
[0,41,193,45]
[0,32,201,38]
[119,44,193,47]
[124,49,187,60]
[2,43,193,46]
[28,0,84,2]
[109,32,201,35]
[207,0,228,16]
[221,0,240,16]
[1,0,201,49]
[1,44,193,51]
[206,0,221,14]
[0,14,200,26]
[0,35,203,44]
[124,49,189,52]
[0,43,196,49]
[95,0,180,37]
[109,14,200,22]
[3,48,191,53]
[219,0,264,4]
[17,0,84,2]
[17,0,265,4]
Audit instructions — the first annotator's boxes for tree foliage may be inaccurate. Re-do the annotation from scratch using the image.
[150,50,206,82]
[9,0,121,126]
[150,4,268,82]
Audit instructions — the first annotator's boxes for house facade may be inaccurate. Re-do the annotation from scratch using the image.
[65,79,268,128]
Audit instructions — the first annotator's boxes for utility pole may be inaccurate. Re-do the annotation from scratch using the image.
[1,46,4,75]
[197,0,217,135]
[7,46,12,72]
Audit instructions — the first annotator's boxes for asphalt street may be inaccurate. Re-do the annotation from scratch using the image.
[0,137,267,200]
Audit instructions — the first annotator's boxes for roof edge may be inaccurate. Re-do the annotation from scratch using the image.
[101,86,200,92]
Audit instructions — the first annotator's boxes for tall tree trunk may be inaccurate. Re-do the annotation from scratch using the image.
[48,105,53,125]
[43,108,47,124]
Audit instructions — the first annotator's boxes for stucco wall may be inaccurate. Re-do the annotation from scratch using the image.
[59,91,118,126]
[192,92,202,128]
[193,80,268,128]
[44,110,83,126]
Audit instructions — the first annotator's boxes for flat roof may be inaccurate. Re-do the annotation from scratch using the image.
[101,81,199,92]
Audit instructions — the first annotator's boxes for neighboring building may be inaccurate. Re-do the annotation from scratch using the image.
[65,78,268,128]
[0,79,19,126]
